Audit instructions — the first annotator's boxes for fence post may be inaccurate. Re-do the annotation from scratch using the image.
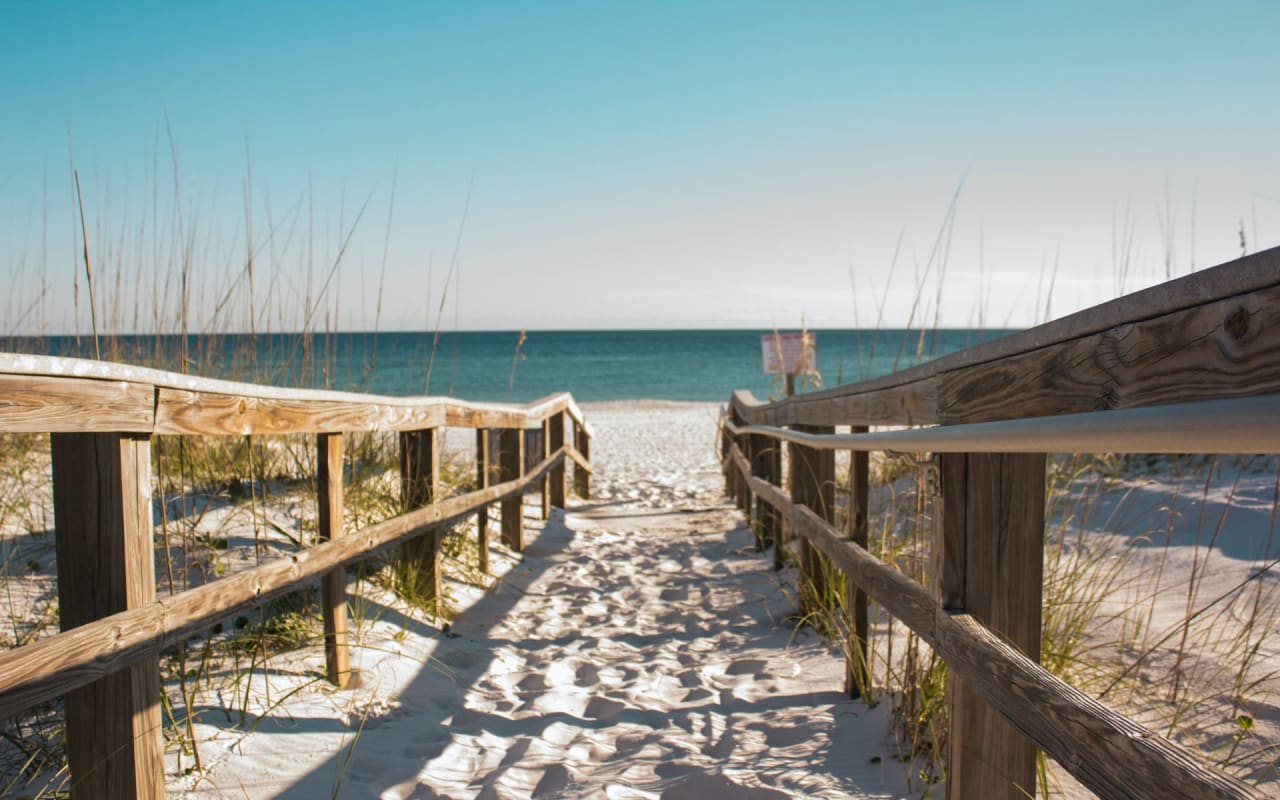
[51,432,163,800]
[399,428,441,613]
[748,432,779,552]
[846,428,870,698]
[936,452,1046,800]
[549,411,566,509]
[729,408,747,512]
[475,429,492,574]
[789,424,835,617]
[538,419,552,519]
[499,428,525,551]
[317,432,350,688]
[573,423,590,499]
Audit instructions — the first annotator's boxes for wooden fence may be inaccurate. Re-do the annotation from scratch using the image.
[721,245,1280,800]
[0,354,592,799]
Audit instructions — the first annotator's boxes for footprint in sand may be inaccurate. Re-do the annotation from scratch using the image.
[531,763,573,798]
[584,696,626,721]
[575,662,599,686]
[724,658,768,677]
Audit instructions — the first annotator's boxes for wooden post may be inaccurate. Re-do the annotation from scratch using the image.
[499,428,525,552]
[846,427,870,698]
[51,432,163,800]
[398,428,440,611]
[317,433,350,688]
[573,423,590,499]
[475,429,492,574]
[549,411,566,509]
[746,433,768,550]
[789,424,835,617]
[936,452,1046,800]
[730,409,746,511]
[539,420,551,519]
[736,430,751,515]
[749,432,781,554]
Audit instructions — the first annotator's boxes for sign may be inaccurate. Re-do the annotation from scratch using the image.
[760,331,817,376]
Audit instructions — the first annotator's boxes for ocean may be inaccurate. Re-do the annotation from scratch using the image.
[1,329,1015,403]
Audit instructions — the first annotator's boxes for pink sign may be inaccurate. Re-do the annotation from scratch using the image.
[760,332,817,375]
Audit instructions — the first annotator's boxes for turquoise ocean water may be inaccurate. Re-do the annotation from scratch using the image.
[3,329,1014,403]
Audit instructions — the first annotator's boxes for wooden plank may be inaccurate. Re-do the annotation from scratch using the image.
[549,412,566,509]
[317,433,350,688]
[731,247,1280,428]
[476,429,491,574]
[51,433,162,800]
[789,424,835,617]
[937,453,1045,799]
[846,427,870,698]
[748,432,780,552]
[155,389,444,436]
[0,450,567,720]
[936,285,1280,423]
[539,420,552,519]
[499,428,525,552]
[573,423,591,499]
[399,429,441,613]
[0,373,153,433]
[786,505,1267,800]
[153,387,581,437]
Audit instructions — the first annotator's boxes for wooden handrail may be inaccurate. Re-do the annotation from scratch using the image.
[722,439,1266,800]
[0,448,568,719]
[723,394,1280,454]
[0,352,594,436]
[732,245,1280,427]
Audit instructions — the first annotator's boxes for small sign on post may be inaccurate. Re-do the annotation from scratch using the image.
[760,331,817,396]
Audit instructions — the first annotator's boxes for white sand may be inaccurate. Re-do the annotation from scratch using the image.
[4,402,1276,797]
[172,402,918,799]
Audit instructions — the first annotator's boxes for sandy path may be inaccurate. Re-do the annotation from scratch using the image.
[377,503,907,799]
[179,403,914,798]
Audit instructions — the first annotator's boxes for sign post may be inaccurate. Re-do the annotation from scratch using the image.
[760,331,817,396]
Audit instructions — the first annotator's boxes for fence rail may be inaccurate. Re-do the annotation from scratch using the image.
[721,244,1280,800]
[0,356,592,799]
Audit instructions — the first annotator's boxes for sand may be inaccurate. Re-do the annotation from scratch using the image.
[3,402,1276,797]
[170,402,918,799]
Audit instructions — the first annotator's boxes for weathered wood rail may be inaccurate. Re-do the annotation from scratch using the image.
[720,245,1280,800]
[0,355,592,799]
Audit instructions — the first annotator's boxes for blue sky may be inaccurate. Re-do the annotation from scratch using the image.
[2,2,1278,333]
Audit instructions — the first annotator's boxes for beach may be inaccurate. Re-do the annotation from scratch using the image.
[155,401,913,798]
[1,399,1277,798]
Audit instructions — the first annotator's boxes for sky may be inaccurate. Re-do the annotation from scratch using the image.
[2,1,1279,334]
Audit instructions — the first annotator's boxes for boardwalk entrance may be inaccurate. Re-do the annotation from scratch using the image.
[179,405,911,798]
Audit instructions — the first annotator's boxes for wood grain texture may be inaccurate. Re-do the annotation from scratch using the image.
[549,412,566,509]
[0,352,585,434]
[846,427,870,699]
[748,432,781,552]
[0,373,153,433]
[573,423,591,498]
[398,429,442,609]
[789,425,835,617]
[938,453,1046,800]
[731,247,1280,428]
[476,429,492,575]
[538,421,552,519]
[0,450,567,720]
[51,433,163,800]
[786,505,1266,800]
[499,428,525,552]
[317,433,350,688]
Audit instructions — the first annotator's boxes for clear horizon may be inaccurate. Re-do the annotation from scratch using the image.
[3,2,1278,336]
